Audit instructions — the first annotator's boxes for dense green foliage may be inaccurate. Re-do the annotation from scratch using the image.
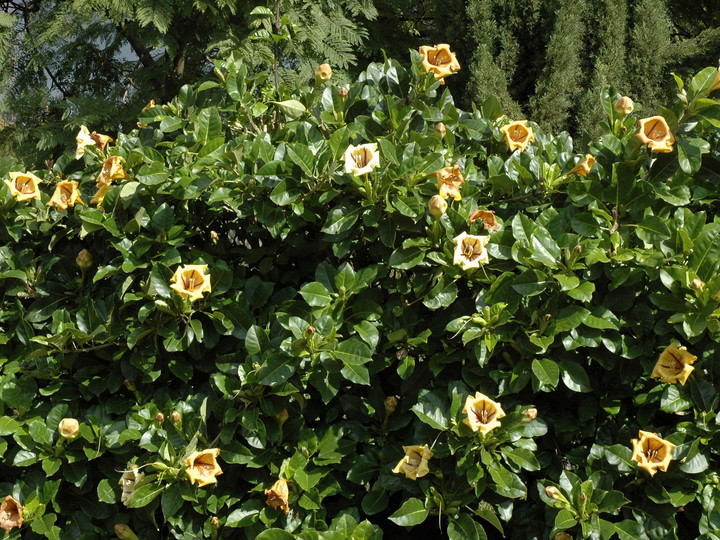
[2,44,720,538]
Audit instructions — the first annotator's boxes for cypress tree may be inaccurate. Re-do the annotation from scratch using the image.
[529,0,586,134]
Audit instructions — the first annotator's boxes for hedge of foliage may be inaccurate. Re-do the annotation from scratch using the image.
[1,47,720,539]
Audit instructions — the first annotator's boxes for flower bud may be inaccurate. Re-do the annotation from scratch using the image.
[384,396,399,414]
[554,533,573,540]
[545,486,561,499]
[306,325,316,335]
[210,516,219,529]
[428,194,447,219]
[115,523,140,540]
[522,408,537,422]
[76,249,93,270]
[124,379,136,391]
[435,122,446,139]
[690,278,704,291]
[574,245,582,254]
[543,314,552,322]
[276,408,289,427]
[58,418,80,439]
[314,63,332,84]
[338,87,349,103]
[614,96,634,116]
[155,413,165,424]
[170,411,181,424]
[210,231,219,244]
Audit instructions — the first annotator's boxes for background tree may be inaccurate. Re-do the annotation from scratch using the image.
[465,0,720,141]
[0,0,376,167]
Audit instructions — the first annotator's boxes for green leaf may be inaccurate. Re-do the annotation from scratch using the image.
[195,107,222,145]
[448,514,486,540]
[422,278,458,309]
[660,385,692,413]
[287,144,315,177]
[388,498,428,527]
[30,513,61,540]
[161,485,183,519]
[411,389,449,430]
[128,483,164,508]
[97,478,116,504]
[245,325,269,355]
[361,489,388,515]
[300,282,333,307]
[258,353,295,386]
[559,360,591,392]
[389,247,424,270]
[322,206,362,235]
[636,215,671,244]
[531,358,559,389]
[553,509,577,532]
[226,500,263,527]
[690,227,720,281]
[269,100,306,120]
[488,465,526,498]
[677,137,709,175]
[256,529,295,540]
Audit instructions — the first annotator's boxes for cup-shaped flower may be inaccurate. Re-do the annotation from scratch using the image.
[170,264,212,302]
[636,116,674,153]
[4,171,41,201]
[500,120,535,152]
[314,63,332,84]
[90,131,113,152]
[0,495,23,533]
[428,194,447,218]
[58,418,80,439]
[91,183,113,209]
[343,143,380,176]
[48,180,85,210]
[463,392,505,434]
[453,232,490,270]
[631,430,675,476]
[76,126,96,159]
[185,448,223,487]
[419,44,461,84]
[119,465,145,506]
[392,444,433,480]
[96,156,131,185]
[567,154,595,177]
[75,126,113,159]
[469,209,499,231]
[264,478,290,514]
[435,164,464,201]
[651,343,696,385]
[614,96,634,116]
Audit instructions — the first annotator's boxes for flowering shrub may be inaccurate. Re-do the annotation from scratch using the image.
[1,49,720,539]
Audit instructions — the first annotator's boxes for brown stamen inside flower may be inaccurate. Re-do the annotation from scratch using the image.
[59,186,72,202]
[406,450,422,468]
[430,49,452,67]
[659,349,683,373]
[462,238,484,262]
[15,178,34,194]
[642,440,667,463]
[645,120,667,140]
[352,148,372,168]
[509,125,528,142]
[181,270,204,292]
[194,457,217,477]
[473,400,496,424]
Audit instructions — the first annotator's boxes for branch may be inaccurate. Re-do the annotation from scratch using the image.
[118,20,155,69]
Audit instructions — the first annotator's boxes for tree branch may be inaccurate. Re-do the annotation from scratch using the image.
[118,20,155,69]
